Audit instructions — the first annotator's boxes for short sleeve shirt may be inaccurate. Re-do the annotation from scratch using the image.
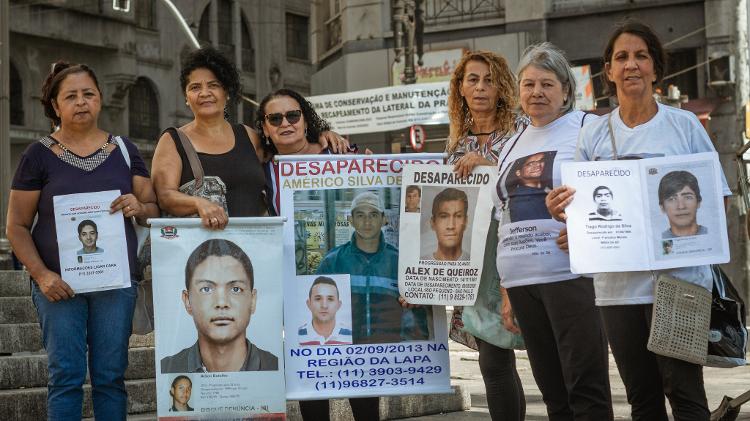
[577,103,731,305]
[11,136,149,278]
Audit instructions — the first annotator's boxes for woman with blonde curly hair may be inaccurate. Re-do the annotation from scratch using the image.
[444,50,525,421]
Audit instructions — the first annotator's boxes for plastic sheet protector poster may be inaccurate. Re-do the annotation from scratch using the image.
[561,152,729,273]
[277,154,451,400]
[53,190,131,293]
[151,217,285,420]
[398,164,496,305]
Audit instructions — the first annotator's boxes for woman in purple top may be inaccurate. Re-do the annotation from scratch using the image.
[6,61,159,420]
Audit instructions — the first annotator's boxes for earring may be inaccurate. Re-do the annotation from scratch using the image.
[185,101,189,106]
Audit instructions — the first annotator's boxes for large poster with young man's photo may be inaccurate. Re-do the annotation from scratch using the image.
[561,152,729,273]
[278,154,451,400]
[150,217,285,420]
[397,164,497,305]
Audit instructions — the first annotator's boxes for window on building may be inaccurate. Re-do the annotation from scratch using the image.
[135,0,155,29]
[241,15,255,72]
[286,13,309,61]
[197,1,255,72]
[198,4,211,46]
[242,95,258,127]
[128,78,160,141]
[10,62,23,126]
[663,49,698,100]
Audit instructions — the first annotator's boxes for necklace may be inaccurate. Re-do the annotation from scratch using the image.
[55,138,111,156]
[290,141,308,155]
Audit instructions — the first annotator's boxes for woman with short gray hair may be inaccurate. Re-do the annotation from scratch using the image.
[492,42,613,420]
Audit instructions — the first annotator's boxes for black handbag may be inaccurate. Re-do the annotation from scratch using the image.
[706,265,748,368]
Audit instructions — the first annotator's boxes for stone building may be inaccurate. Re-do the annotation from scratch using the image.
[8,0,314,169]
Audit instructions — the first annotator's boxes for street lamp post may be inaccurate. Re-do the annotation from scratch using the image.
[392,0,424,85]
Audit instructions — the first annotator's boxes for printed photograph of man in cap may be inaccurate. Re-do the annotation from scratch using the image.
[316,190,430,344]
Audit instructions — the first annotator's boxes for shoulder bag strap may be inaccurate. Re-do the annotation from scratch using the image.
[607,112,619,160]
[114,136,131,168]
[170,127,205,189]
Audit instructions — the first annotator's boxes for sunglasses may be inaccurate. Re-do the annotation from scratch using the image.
[264,110,303,127]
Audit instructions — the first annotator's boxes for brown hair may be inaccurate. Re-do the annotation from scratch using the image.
[40,60,102,127]
[602,19,666,96]
[447,51,517,155]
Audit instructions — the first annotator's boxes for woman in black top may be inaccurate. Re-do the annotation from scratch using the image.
[153,47,347,225]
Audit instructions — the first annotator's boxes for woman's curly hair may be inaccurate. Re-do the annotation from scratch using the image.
[180,47,240,105]
[254,88,331,156]
[447,51,517,155]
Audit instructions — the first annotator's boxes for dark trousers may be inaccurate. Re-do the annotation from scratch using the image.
[600,304,709,421]
[507,277,613,421]
[477,338,525,421]
[299,397,379,421]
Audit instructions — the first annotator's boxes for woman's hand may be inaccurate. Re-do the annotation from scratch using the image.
[398,296,421,309]
[501,288,521,334]
[319,131,350,154]
[545,185,575,222]
[110,193,146,219]
[36,270,75,302]
[453,152,493,179]
[556,227,569,252]
[195,197,228,230]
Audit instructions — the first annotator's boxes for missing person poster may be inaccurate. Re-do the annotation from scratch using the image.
[561,152,729,273]
[53,190,130,293]
[151,217,285,420]
[398,165,496,305]
[278,154,451,400]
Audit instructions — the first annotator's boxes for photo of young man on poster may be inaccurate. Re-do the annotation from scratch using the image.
[161,239,278,373]
[298,276,353,346]
[421,187,470,261]
[588,186,623,221]
[404,185,422,213]
[76,219,104,255]
[502,151,556,222]
[659,170,708,238]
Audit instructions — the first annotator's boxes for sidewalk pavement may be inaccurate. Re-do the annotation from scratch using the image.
[408,340,750,420]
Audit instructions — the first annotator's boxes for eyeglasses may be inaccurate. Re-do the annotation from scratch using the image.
[264,110,302,127]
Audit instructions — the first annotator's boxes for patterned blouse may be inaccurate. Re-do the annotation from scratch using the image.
[446,115,529,164]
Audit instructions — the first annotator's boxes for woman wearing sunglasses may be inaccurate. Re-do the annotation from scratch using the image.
[257,88,356,215]
[152,47,347,225]
[255,89,380,420]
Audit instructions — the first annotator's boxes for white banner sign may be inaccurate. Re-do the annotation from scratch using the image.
[561,152,729,273]
[398,164,496,305]
[278,154,452,400]
[151,218,286,420]
[53,190,130,293]
[308,82,449,135]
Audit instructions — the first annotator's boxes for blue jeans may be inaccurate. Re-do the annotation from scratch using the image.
[31,281,136,421]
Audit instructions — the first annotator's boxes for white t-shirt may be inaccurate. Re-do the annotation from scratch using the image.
[493,110,598,288]
[578,102,731,306]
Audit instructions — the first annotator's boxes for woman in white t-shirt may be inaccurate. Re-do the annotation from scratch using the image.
[546,20,730,421]
[493,43,613,420]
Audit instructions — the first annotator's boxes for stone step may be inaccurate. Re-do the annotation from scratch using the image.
[0,297,36,324]
[0,270,30,297]
[0,378,155,421]
[83,385,469,421]
[0,323,42,353]
[0,324,154,354]
[0,347,155,389]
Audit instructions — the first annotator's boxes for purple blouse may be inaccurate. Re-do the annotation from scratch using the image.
[11,136,149,278]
